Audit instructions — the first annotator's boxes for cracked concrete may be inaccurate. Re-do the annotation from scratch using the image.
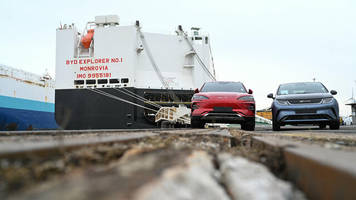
[217,153,293,200]
[1,129,307,200]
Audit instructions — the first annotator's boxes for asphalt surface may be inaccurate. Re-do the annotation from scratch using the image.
[227,124,356,151]
[220,123,356,133]
[255,124,356,134]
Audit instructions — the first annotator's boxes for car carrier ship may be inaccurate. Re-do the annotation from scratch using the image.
[55,15,216,129]
[0,64,58,131]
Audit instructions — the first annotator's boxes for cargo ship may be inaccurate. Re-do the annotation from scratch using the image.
[0,64,58,131]
[55,15,216,129]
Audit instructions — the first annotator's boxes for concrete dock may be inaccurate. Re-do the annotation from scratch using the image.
[0,125,355,200]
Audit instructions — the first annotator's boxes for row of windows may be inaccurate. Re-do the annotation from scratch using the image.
[191,36,209,44]
[74,78,129,85]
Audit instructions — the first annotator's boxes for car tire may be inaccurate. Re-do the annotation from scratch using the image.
[330,121,340,130]
[319,124,326,129]
[241,117,255,131]
[272,119,281,131]
[191,118,205,128]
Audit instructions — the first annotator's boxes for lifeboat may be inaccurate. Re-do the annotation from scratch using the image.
[81,29,94,49]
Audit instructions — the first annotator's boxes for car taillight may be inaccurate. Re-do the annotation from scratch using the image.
[192,95,209,101]
[237,96,255,102]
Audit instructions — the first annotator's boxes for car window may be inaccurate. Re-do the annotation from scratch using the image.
[201,82,247,93]
[277,82,328,95]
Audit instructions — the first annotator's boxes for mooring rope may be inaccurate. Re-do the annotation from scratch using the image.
[88,88,158,112]
[113,88,162,109]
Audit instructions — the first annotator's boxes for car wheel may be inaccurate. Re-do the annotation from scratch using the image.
[191,118,205,128]
[330,121,340,130]
[272,119,281,131]
[319,124,326,129]
[241,117,255,131]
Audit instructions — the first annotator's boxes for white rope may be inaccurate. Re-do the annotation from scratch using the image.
[114,88,162,109]
[137,28,169,89]
[183,34,216,81]
[88,88,158,112]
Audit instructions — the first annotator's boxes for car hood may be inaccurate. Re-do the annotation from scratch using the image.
[196,92,250,99]
[276,93,333,100]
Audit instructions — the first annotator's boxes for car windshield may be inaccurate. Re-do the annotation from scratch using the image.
[201,82,247,93]
[277,82,328,95]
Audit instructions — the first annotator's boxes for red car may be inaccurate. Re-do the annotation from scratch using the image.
[191,81,255,130]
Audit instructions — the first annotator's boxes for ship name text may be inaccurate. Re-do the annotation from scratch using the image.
[66,57,123,65]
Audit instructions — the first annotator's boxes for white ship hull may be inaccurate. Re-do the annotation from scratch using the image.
[0,64,57,130]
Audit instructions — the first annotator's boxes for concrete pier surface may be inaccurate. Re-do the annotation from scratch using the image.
[0,125,355,200]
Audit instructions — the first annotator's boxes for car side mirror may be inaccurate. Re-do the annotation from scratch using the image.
[194,88,199,93]
[330,90,337,95]
[248,89,253,94]
[267,93,274,99]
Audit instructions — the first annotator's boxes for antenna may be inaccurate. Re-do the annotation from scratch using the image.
[312,78,316,82]
[354,80,356,99]
[348,80,356,101]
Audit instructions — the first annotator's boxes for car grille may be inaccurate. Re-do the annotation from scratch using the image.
[284,115,330,121]
[288,98,322,104]
[295,109,317,114]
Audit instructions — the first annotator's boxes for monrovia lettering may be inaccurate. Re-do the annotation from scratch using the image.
[80,65,109,71]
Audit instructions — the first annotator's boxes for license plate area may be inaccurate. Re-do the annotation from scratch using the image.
[213,107,233,112]
[295,109,317,114]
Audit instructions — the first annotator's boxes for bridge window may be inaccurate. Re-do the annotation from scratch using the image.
[98,79,108,84]
[121,78,129,83]
[86,79,96,84]
[74,80,84,85]
[109,78,120,84]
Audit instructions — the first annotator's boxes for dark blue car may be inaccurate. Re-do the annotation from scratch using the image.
[267,82,340,131]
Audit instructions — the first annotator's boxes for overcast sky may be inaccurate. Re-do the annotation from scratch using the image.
[1,0,355,116]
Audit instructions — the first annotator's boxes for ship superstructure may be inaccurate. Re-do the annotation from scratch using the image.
[55,15,216,129]
[0,64,57,130]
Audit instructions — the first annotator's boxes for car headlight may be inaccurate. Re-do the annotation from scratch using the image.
[276,99,289,105]
[321,97,333,104]
[192,95,209,101]
[238,96,255,102]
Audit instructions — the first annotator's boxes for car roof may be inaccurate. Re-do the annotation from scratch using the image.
[204,81,242,84]
[279,81,323,86]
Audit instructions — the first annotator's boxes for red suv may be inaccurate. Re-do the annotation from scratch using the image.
[191,81,255,130]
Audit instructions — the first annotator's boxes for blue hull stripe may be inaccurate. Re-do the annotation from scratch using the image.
[0,107,58,131]
[0,95,54,113]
